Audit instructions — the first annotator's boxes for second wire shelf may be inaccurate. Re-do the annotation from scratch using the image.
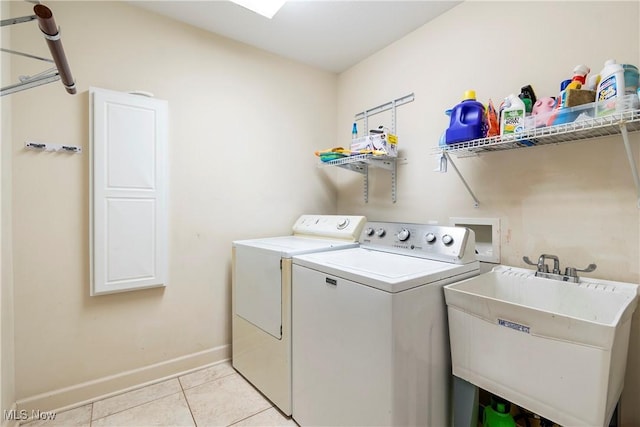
[318,154,398,203]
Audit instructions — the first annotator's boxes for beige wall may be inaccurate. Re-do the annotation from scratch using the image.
[7,0,337,411]
[336,1,640,424]
[1,0,16,424]
[5,0,640,425]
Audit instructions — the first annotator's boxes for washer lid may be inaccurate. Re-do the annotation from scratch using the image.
[293,247,479,293]
[233,235,358,257]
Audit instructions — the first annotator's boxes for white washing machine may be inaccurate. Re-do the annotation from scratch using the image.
[291,221,479,427]
[232,214,366,415]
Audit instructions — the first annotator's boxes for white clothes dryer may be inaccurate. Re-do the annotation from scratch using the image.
[232,214,366,415]
[291,221,479,427]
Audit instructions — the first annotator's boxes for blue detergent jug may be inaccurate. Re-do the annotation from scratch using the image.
[446,90,486,144]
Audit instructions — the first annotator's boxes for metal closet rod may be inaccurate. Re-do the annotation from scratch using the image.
[34,4,76,94]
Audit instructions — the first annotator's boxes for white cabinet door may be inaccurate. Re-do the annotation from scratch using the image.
[90,87,168,295]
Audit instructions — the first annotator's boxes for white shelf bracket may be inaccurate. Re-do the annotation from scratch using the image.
[364,164,369,203]
[391,159,397,203]
[619,123,640,208]
[354,93,414,134]
[350,93,413,203]
[441,152,479,208]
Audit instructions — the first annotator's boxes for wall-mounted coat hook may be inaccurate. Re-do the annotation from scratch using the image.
[25,141,82,153]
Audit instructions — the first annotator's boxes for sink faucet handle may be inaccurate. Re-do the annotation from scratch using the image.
[564,263,597,277]
[523,255,547,272]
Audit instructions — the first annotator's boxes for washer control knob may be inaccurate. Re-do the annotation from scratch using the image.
[364,227,375,236]
[397,229,410,241]
[337,218,350,230]
[376,228,386,237]
[442,234,454,246]
[425,233,436,244]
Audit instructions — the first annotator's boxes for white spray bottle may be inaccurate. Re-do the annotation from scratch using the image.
[596,59,625,116]
[500,94,526,135]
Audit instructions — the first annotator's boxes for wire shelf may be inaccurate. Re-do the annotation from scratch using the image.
[436,108,640,158]
[317,153,396,173]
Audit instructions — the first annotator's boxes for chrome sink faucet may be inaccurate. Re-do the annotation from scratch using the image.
[523,254,597,283]
[522,254,560,274]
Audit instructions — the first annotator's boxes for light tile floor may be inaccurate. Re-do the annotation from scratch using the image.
[22,361,298,427]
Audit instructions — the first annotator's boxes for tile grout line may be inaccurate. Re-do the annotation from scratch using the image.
[223,373,285,427]
[181,367,238,391]
[90,381,183,424]
[36,365,239,427]
[225,406,275,427]
[178,376,198,427]
[184,367,274,427]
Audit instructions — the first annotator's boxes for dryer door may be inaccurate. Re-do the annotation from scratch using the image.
[235,245,282,339]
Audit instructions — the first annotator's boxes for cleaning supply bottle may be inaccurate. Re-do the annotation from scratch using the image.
[445,90,486,144]
[519,85,537,114]
[622,64,639,109]
[596,59,625,116]
[483,395,516,427]
[500,94,526,135]
[486,100,499,137]
[622,64,639,95]
[586,73,600,91]
[352,122,358,139]
[439,109,452,147]
[572,64,590,85]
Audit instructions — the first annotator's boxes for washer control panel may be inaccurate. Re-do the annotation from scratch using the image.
[359,221,476,263]
[292,215,367,241]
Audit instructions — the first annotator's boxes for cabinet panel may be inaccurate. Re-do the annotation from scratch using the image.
[90,87,168,295]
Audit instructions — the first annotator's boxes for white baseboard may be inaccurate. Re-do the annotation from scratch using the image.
[16,344,230,415]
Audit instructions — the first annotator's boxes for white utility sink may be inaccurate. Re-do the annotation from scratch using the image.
[444,265,638,427]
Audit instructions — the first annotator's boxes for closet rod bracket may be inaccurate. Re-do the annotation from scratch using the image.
[0,5,75,96]
[0,14,36,27]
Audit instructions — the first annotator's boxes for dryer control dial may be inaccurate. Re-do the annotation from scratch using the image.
[376,228,386,237]
[425,233,436,244]
[397,229,410,241]
[364,227,375,236]
[337,218,350,230]
[442,234,454,245]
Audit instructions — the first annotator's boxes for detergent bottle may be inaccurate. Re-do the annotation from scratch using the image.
[445,90,486,144]
[596,59,625,116]
[500,94,526,135]
[483,395,516,427]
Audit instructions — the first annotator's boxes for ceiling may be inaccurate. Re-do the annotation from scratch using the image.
[128,1,462,73]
